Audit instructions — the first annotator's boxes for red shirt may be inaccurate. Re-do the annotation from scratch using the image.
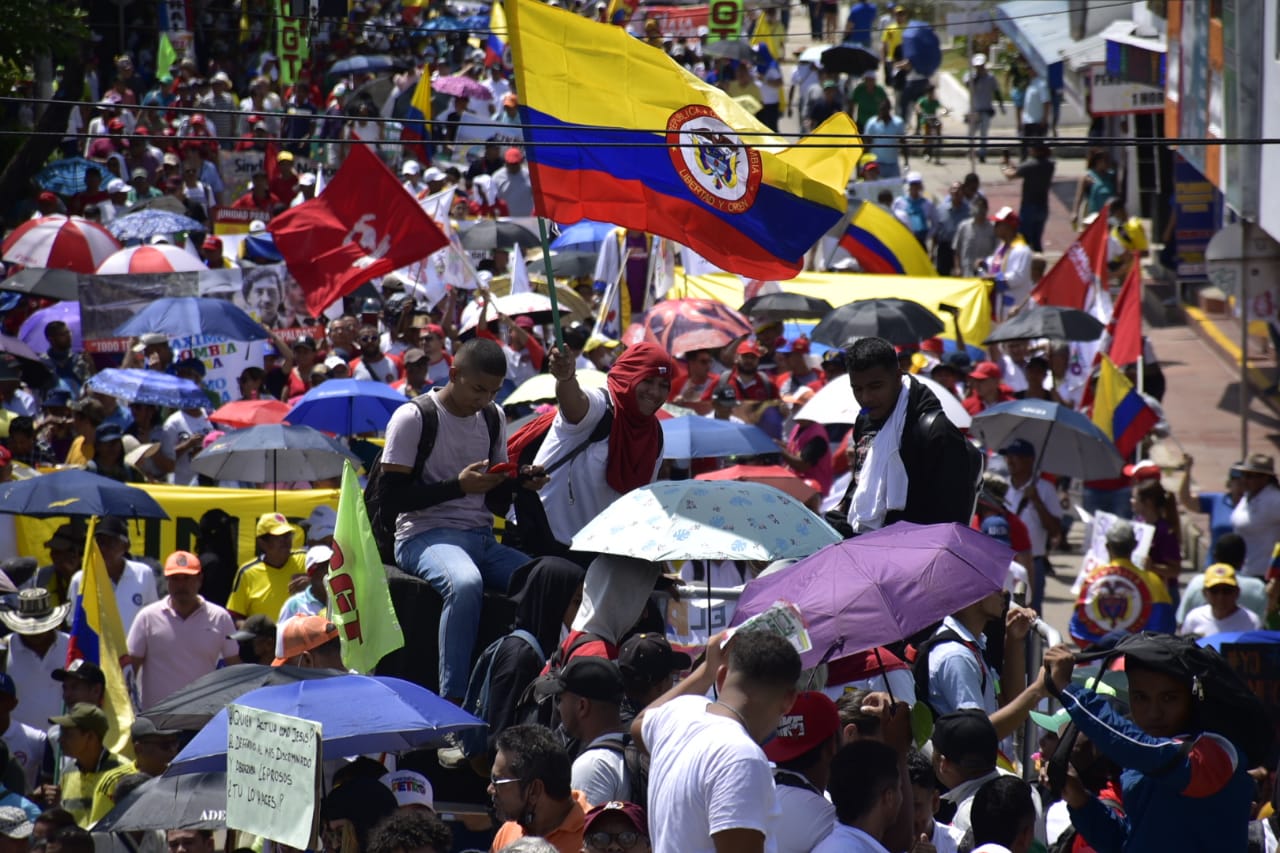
[269,174,299,203]
[962,384,1016,415]
[231,191,281,212]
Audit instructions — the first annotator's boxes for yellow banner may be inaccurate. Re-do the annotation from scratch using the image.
[15,486,338,568]
[668,269,994,347]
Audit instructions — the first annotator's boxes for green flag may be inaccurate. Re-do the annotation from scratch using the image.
[157,33,177,84]
[327,461,404,673]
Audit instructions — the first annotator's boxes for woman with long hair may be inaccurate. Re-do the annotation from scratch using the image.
[1132,478,1181,603]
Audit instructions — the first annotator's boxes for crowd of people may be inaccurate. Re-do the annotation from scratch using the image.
[0,1,1276,853]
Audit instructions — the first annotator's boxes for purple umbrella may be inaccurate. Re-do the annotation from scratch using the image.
[432,75,493,101]
[18,301,81,355]
[732,522,1013,666]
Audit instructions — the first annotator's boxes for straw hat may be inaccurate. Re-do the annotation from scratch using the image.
[1232,454,1276,477]
[0,589,71,635]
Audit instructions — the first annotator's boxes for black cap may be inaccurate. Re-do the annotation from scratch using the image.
[95,423,124,442]
[931,709,997,771]
[533,656,625,704]
[130,717,180,741]
[618,633,692,684]
[94,516,130,543]
[229,613,276,642]
[711,385,739,406]
[52,659,106,687]
[292,335,318,351]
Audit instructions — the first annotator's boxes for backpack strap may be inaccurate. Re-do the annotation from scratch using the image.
[409,395,440,481]
[480,402,503,466]
[542,397,614,477]
[509,628,544,661]
[915,628,988,708]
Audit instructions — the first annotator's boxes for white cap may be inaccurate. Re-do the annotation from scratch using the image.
[248,220,267,233]
[298,172,317,186]
[211,71,233,85]
[972,53,986,67]
[862,69,877,80]
[906,171,923,184]
[381,770,434,812]
[402,159,422,176]
[307,505,337,539]
[422,167,446,182]
[106,178,129,194]
[324,355,347,370]
[304,544,333,572]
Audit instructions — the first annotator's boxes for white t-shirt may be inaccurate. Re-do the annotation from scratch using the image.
[571,732,629,806]
[1005,476,1060,557]
[812,823,890,853]
[6,632,70,733]
[353,356,400,383]
[533,388,659,547]
[641,695,780,853]
[1179,603,1260,637]
[68,559,161,635]
[162,410,212,486]
[773,775,835,853]
[382,390,506,539]
[932,820,963,853]
[3,718,47,793]
[1230,484,1280,577]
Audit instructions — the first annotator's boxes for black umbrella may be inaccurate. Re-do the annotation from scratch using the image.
[705,40,755,62]
[0,351,52,392]
[94,772,226,832]
[531,250,597,279]
[821,44,880,76]
[141,663,341,731]
[983,304,1105,344]
[0,268,79,301]
[812,298,944,347]
[459,219,540,251]
[0,469,169,519]
[740,292,834,322]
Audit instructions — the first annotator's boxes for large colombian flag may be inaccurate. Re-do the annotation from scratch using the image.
[1090,354,1158,458]
[67,517,136,757]
[486,2,508,66]
[836,200,937,276]
[507,0,860,281]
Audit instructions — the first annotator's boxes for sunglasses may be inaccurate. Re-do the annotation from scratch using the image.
[358,334,379,343]
[585,830,642,849]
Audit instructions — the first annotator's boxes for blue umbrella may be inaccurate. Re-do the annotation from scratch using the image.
[243,232,283,263]
[85,368,209,410]
[18,301,80,355]
[286,378,408,436]
[969,399,1124,480]
[901,21,941,76]
[550,220,616,254]
[1198,630,1280,651]
[329,54,399,77]
[661,415,779,459]
[34,157,101,196]
[0,469,169,519]
[106,211,203,243]
[165,675,484,775]
[115,297,268,341]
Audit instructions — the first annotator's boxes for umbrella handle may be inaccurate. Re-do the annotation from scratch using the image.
[536,218,564,350]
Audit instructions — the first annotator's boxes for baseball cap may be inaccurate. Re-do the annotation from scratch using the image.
[95,423,125,443]
[711,385,739,406]
[52,659,106,687]
[273,615,338,665]
[140,332,169,347]
[931,709,997,771]
[381,770,434,811]
[163,550,202,576]
[163,152,180,166]
[202,235,223,251]
[533,656,625,704]
[998,438,1036,458]
[50,702,109,737]
[304,545,333,573]
[513,315,535,331]
[979,514,1011,545]
[972,53,987,67]
[256,512,294,538]
[229,613,276,643]
[775,336,810,355]
[106,178,129,194]
[401,160,422,176]
[762,691,841,764]
[307,504,337,540]
[1203,563,1239,589]
[324,355,348,370]
[968,360,1002,381]
[617,633,692,684]
[502,93,519,108]
[504,147,524,164]
[298,172,317,187]
[736,339,762,356]
[403,348,428,364]
[276,151,294,162]
[131,717,180,741]
[583,801,647,836]
[0,806,33,841]
[992,206,1020,227]
[906,171,923,185]
[1122,460,1161,480]
[291,335,318,352]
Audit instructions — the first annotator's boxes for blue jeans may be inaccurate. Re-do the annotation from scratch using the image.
[1031,555,1050,613]
[395,526,530,699]
[1019,201,1048,252]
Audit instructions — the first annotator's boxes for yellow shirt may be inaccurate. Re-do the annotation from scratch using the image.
[65,436,93,466]
[62,751,132,828]
[883,22,904,56]
[227,551,307,620]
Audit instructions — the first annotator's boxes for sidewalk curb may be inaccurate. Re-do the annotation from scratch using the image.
[1183,304,1280,414]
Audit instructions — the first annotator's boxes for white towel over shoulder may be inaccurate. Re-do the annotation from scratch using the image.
[848,375,912,533]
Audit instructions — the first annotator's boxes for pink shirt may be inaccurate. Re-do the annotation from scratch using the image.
[126,597,240,710]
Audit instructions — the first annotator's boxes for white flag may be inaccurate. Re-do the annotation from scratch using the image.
[680,244,723,277]
[649,238,675,305]
[510,243,531,294]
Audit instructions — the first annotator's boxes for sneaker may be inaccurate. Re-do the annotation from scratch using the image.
[438,734,467,769]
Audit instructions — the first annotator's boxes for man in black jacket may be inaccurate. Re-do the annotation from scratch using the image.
[836,337,977,534]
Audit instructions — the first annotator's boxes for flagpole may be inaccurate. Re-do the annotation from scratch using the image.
[536,217,564,349]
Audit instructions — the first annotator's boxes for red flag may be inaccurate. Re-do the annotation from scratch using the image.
[1108,261,1143,365]
[268,145,449,317]
[1031,215,1109,309]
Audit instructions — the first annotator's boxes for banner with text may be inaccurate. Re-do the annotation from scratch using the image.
[276,0,309,86]
[227,705,321,850]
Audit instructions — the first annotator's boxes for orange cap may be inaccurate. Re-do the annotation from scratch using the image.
[163,551,202,576]
[272,615,339,666]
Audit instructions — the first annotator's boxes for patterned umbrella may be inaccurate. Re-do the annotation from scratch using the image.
[432,75,493,101]
[105,210,204,243]
[96,244,205,275]
[328,54,399,77]
[85,369,210,410]
[2,215,121,272]
[634,298,753,358]
[34,157,102,196]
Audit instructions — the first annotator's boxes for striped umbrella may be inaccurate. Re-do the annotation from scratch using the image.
[96,244,205,275]
[2,215,121,273]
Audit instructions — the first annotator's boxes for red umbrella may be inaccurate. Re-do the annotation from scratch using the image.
[696,464,820,505]
[96,244,205,275]
[2,215,121,273]
[209,399,291,429]
[635,299,753,358]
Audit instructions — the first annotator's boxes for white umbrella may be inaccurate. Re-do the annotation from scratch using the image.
[798,44,835,65]
[458,292,556,333]
[571,480,841,561]
[795,375,971,429]
[504,370,608,406]
[96,244,205,275]
[2,215,120,272]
